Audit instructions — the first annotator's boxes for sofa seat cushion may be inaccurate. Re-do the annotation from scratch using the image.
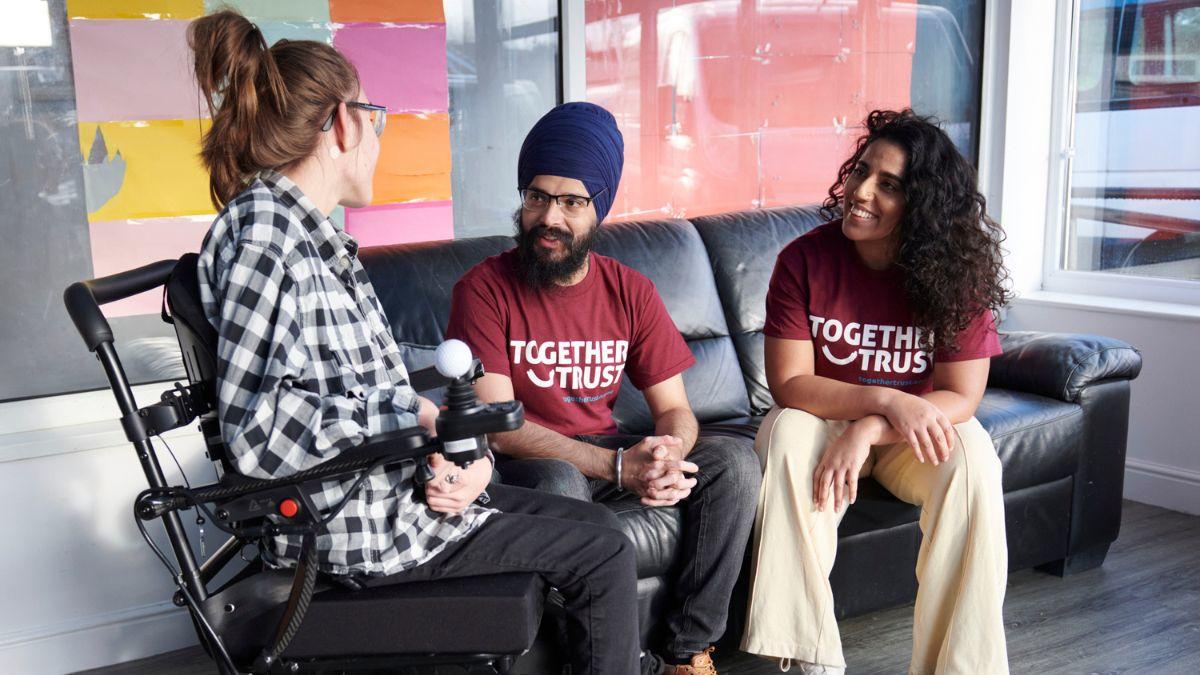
[976,388,1083,492]
[605,492,685,578]
[838,480,922,537]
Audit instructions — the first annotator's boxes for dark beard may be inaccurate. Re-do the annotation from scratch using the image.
[512,208,598,289]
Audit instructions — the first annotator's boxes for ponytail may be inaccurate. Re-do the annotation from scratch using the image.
[188,10,360,207]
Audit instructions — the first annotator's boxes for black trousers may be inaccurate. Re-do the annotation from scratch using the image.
[498,432,762,660]
[369,483,640,675]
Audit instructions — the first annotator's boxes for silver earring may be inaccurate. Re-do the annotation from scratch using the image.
[329,146,341,160]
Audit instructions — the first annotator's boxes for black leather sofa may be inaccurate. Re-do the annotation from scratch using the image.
[359,204,1142,659]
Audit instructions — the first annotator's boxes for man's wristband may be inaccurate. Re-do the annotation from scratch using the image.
[614,447,625,491]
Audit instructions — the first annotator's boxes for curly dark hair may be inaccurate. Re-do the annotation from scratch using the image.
[820,109,1011,351]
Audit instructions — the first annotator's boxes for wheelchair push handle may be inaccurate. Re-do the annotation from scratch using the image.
[64,258,178,352]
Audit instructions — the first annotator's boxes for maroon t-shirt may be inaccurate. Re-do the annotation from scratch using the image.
[763,221,1001,395]
[446,249,696,436]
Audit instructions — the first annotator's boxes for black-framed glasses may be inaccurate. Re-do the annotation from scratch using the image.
[321,101,388,137]
[519,187,607,217]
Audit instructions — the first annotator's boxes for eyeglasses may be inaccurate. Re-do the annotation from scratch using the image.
[519,187,607,217]
[321,101,388,137]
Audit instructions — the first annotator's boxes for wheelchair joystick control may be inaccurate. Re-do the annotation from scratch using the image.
[435,339,473,380]
[436,341,489,470]
[415,461,436,484]
[429,340,523,473]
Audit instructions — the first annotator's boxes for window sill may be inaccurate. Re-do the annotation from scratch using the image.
[1013,290,1200,322]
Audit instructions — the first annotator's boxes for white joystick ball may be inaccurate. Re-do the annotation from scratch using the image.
[435,339,474,379]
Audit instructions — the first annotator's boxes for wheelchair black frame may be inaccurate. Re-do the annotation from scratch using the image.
[63,259,527,674]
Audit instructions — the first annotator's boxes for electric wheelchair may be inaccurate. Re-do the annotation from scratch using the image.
[64,254,553,674]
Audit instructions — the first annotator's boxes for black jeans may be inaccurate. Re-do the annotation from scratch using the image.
[369,483,640,675]
[497,432,761,661]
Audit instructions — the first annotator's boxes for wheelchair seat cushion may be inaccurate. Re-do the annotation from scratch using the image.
[204,570,544,663]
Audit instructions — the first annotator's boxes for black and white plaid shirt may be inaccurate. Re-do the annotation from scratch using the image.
[197,170,492,576]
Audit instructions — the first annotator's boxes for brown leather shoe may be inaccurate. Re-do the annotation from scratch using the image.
[665,647,717,675]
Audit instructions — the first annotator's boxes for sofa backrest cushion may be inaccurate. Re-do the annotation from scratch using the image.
[593,218,750,432]
[690,205,829,414]
[360,235,514,374]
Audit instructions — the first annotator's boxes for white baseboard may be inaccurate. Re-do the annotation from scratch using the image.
[0,601,197,675]
[1124,459,1200,516]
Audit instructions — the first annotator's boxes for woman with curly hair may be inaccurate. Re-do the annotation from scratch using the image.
[741,109,1012,674]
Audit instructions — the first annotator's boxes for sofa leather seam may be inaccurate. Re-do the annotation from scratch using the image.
[1062,346,1140,401]
[986,406,1083,442]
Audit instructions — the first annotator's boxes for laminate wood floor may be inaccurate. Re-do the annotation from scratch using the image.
[78,501,1200,675]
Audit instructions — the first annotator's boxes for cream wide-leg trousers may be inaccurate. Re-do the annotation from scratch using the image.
[741,407,1009,675]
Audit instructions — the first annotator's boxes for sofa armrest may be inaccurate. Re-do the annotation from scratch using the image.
[989,332,1142,403]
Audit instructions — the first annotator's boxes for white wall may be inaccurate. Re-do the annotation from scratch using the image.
[985,1,1200,515]
[0,385,214,673]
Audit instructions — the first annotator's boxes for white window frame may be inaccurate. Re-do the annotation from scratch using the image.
[559,0,586,102]
[1042,0,1200,307]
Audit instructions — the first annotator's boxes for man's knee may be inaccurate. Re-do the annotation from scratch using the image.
[593,526,638,579]
[692,435,762,501]
[727,436,764,492]
[581,500,623,531]
[500,458,592,501]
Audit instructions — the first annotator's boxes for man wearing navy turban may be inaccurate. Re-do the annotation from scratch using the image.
[447,102,761,675]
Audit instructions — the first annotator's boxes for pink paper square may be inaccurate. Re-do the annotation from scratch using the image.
[333,23,449,113]
[344,201,453,247]
[69,19,202,122]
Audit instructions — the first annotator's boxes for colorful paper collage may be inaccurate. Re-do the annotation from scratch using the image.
[68,0,453,317]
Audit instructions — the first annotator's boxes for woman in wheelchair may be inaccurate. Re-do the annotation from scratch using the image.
[189,10,640,673]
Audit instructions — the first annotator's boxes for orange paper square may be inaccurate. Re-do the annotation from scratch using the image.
[329,0,444,23]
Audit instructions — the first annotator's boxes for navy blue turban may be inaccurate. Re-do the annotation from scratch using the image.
[517,102,624,224]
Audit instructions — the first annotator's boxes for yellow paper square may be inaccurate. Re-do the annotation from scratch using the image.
[79,119,215,222]
[67,0,204,20]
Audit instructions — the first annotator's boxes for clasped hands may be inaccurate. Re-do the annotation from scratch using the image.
[620,435,699,507]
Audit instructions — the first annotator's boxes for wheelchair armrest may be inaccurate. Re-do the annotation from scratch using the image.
[186,427,433,507]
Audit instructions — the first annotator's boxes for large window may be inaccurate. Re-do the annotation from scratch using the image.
[0,1,157,402]
[1054,0,1200,296]
[0,0,560,403]
[583,0,986,221]
[446,1,560,238]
